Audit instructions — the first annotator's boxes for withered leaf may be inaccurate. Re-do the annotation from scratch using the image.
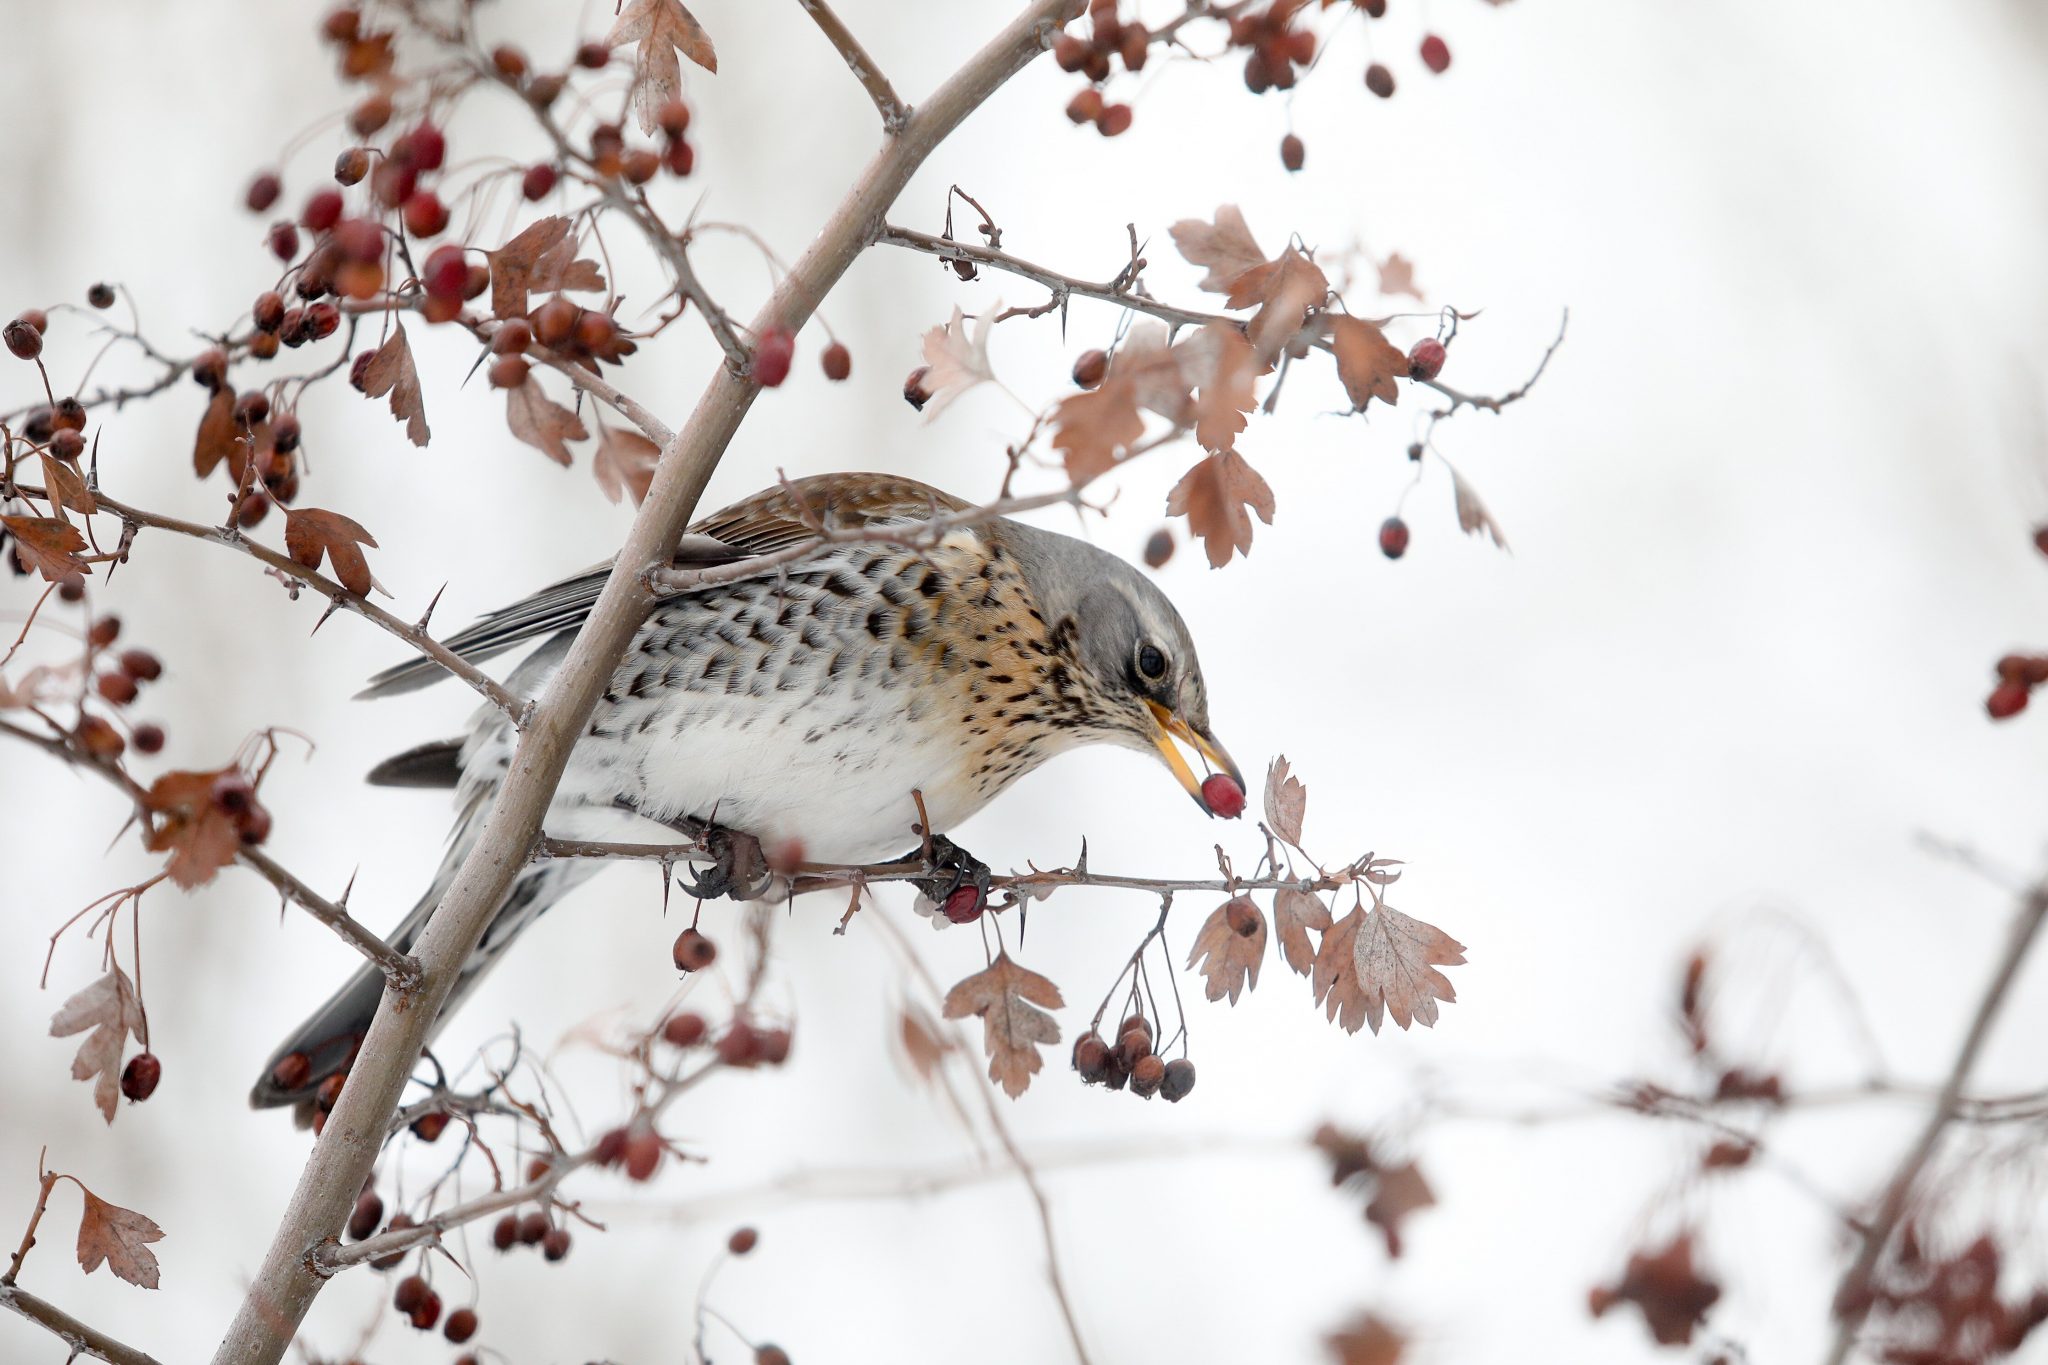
[41,454,96,515]
[898,1002,949,1084]
[142,767,247,890]
[593,426,661,506]
[1592,1233,1721,1347]
[529,233,606,298]
[1264,756,1307,845]
[1051,378,1143,486]
[2,515,89,582]
[1166,450,1275,568]
[76,1186,163,1288]
[918,304,998,418]
[1247,249,1329,360]
[359,322,429,447]
[607,0,718,137]
[1170,205,1270,298]
[1274,887,1331,977]
[942,952,1063,1099]
[50,968,143,1124]
[1325,1313,1407,1365]
[193,386,239,477]
[1376,253,1423,302]
[1450,466,1509,550]
[283,508,379,597]
[1328,315,1406,410]
[489,217,573,320]
[1312,903,1465,1035]
[1365,1160,1436,1257]
[1188,898,1267,1003]
[1175,323,1259,454]
[506,377,588,466]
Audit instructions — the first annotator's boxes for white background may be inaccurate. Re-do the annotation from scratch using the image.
[4,1,2048,1362]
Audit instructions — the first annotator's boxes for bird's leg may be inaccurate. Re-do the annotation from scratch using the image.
[907,834,993,914]
[610,798,771,902]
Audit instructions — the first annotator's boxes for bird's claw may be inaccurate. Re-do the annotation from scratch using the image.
[678,824,772,902]
[909,835,992,914]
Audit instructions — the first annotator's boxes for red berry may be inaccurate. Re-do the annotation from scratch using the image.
[306,301,341,339]
[399,123,446,172]
[302,189,344,232]
[253,291,286,333]
[97,672,138,706]
[18,307,47,334]
[532,297,579,347]
[444,1307,478,1343]
[246,172,282,213]
[488,355,530,390]
[492,1213,519,1251]
[1379,516,1410,560]
[1365,63,1395,98]
[492,44,529,80]
[517,1211,551,1245]
[347,1189,383,1241]
[334,147,370,186]
[1130,1053,1166,1098]
[541,1227,571,1261]
[88,614,121,647]
[521,163,559,200]
[1420,34,1451,74]
[423,245,468,300]
[717,1021,762,1067]
[4,317,42,361]
[593,1127,630,1167]
[50,428,85,461]
[132,723,166,755]
[1224,897,1261,938]
[1117,1027,1153,1070]
[941,885,985,924]
[752,327,795,387]
[903,366,932,410]
[1160,1057,1196,1102]
[662,1011,708,1047]
[672,927,717,972]
[1407,337,1446,382]
[623,1128,663,1181]
[402,190,449,238]
[757,1348,790,1365]
[1280,133,1305,171]
[1988,680,2030,720]
[271,1051,311,1091]
[120,1052,161,1102]
[1072,349,1108,388]
[1200,772,1246,819]
[2033,525,2048,557]
[393,1274,428,1314]
[664,139,696,177]
[409,1290,442,1332]
[576,41,612,68]
[74,717,124,760]
[656,98,692,139]
[267,221,301,262]
[120,649,162,681]
[1096,102,1134,137]
[1053,34,1088,71]
[821,341,851,381]
[321,8,361,43]
[87,282,115,309]
[411,1111,449,1143]
[728,1226,759,1255]
[1143,529,1174,569]
[1072,1033,1112,1084]
[758,1026,793,1065]
[1066,88,1105,125]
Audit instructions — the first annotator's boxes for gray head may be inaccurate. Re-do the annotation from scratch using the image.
[994,517,1240,811]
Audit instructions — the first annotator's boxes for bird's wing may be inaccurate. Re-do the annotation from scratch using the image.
[356,474,963,700]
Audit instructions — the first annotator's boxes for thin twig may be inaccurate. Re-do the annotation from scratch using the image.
[797,0,911,131]
[0,1284,168,1365]
[237,847,420,991]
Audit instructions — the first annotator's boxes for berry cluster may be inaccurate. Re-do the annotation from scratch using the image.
[1055,0,1146,137]
[491,1205,574,1262]
[1230,3,1317,95]
[1070,1014,1197,1101]
[1987,655,2048,720]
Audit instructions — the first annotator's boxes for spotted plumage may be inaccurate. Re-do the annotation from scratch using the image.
[250,474,1235,1109]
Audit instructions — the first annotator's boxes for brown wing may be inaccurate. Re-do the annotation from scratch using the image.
[357,473,963,700]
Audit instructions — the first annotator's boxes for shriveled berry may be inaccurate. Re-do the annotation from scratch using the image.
[334,147,370,186]
[1224,896,1261,937]
[1280,132,1305,171]
[393,1274,428,1313]
[752,327,795,387]
[1420,34,1451,73]
[1200,772,1246,819]
[253,291,286,333]
[4,317,42,361]
[132,723,166,755]
[1988,680,2031,720]
[941,885,985,924]
[672,927,717,972]
[1116,1027,1152,1070]
[662,1011,708,1047]
[444,1307,478,1343]
[541,1227,571,1261]
[1160,1057,1196,1102]
[1129,1053,1166,1097]
[521,163,559,200]
[728,1226,759,1255]
[1072,348,1108,388]
[119,1052,160,1101]
[488,355,530,390]
[1072,1032,1111,1084]
[902,366,932,410]
[87,282,116,309]
[192,348,229,391]
[1378,515,1410,560]
[271,413,302,454]
[1118,1014,1153,1041]
[271,1050,312,1091]
[348,1189,384,1240]
[1407,337,1446,382]
[492,1213,519,1251]
[302,189,344,232]
[821,341,851,381]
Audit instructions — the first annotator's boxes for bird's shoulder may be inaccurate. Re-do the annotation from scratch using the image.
[684,474,971,560]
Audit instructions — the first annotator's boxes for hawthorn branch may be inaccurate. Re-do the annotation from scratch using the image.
[0,1283,167,1365]
[237,848,420,992]
[798,0,911,131]
[1821,875,2048,1365]
[1421,308,1569,417]
[213,8,1080,1362]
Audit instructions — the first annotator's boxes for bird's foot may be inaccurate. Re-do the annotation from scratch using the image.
[908,835,992,924]
[677,822,772,902]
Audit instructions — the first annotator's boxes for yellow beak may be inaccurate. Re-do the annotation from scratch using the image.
[1145,699,1242,814]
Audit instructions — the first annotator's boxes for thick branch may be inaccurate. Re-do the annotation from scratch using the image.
[1822,878,2048,1364]
[798,0,910,130]
[0,1283,166,1365]
[212,8,1079,1362]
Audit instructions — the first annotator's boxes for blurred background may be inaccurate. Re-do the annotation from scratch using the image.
[5,1,2048,1361]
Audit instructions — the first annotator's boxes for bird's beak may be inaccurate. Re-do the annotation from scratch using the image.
[1145,699,1242,812]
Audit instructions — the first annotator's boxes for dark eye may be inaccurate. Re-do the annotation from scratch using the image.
[1136,643,1167,681]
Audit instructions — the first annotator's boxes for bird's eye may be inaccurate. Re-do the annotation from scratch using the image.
[1136,643,1168,681]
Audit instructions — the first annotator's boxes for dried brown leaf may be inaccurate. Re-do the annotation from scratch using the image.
[283,507,379,597]
[41,454,96,515]
[941,952,1063,1099]
[50,968,144,1123]
[1051,377,1143,486]
[1376,253,1423,302]
[608,0,718,137]
[359,322,428,447]
[142,768,247,890]
[1247,249,1329,360]
[530,232,607,297]
[1312,903,1466,1035]
[193,386,238,477]
[1170,205,1270,298]
[1264,756,1307,844]
[1365,1160,1436,1257]
[76,1186,163,1288]
[898,1002,949,1084]
[1328,315,1406,410]
[1450,466,1509,550]
[1325,1313,1407,1365]
[1166,450,1275,568]
[1274,887,1331,977]
[593,426,660,506]
[506,378,588,466]
[2,515,89,582]
[489,217,573,320]
[1187,897,1266,1004]
[1175,323,1259,453]
[918,304,997,417]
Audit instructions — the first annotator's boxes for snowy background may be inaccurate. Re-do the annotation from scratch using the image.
[4,1,2048,1361]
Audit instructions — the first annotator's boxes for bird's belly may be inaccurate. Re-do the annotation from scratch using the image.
[568,686,998,865]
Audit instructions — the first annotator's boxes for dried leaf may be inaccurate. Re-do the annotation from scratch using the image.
[593,426,661,506]
[1274,887,1331,977]
[1187,897,1266,1004]
[607,0,718,137]
[1325,1313,1407,1365]
[1450,466,1509,550]
[1247,249,1329,360]
[941,953,1063,1099]
[41,454,96,515]
[1591,1234,1721,1347]
[917,305,998,418]
[1328,315,1406,410]
[1264,756,1307,844]
[1170,205,1270,298]
[193,386,239,477]
[506,377,588,466]
[49,969,143,1123]
[1051,378,1143,486]
[1365,1161,1436,1257]
[283,508,379,596]
[76,1186,163,1288]
[898,1002,949,1084]
[1166,450,1275,568]
[1312,903,1466,1035]
[0,662,80,711]
[489,217,573,320]
[1175,323,1259,454]
[142,768,247,890]
[359,323,428,447]
[2,515,89,582]
[529,233,606,298]
[1376,253,1423,302]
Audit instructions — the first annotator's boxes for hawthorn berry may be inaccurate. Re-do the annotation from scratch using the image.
[87,282,115,309]
[402,190,449,238]
[253,291,286,333]
[462,263,491,300]
[1420,34,1451,74]
[1118,1014,1152,1042]
[1280,132,1305,171]
[672,927,717,972]
[444,1307,479,1343]
[248,332,281,361]
[1129,1053,1166,1098]
[1365,63,1395,98]
[718,1021,763,1067]
[941,885,985,924]
[752,327,796,387]
[623,1128,663,1181]
[574,309,619,353]
[758,1026,793,1065]
[321,7,360,42]
[334,147,370,186]
[517,1211,551,1245]
[757,1347,791,1365]
[593,1126,630,1168]
[1097,103,1134,137]
[302,189,344,232]
[409,1290,442,1332]
[132,723,166,755]
[1200,772,1246,819]
[1408,337,1446,382]
[1072,349,1108,388]
[75,717,124,760]
[664,139,696,177]
[246,172,282,213]
[492,43,529,80]
[1066,89,1105,125]
[728,1226,759,1256]
[1225,897,1261,938]
[533,297,579,347]
[1363,0,1386,15]
[370,1214,414,1270]
[20,307,47,334]
[348,1189,384,1241]
[393,1274,428,1314]
[120,1053,161,1102]
[411,1111,449,1143]
[349,92,392,136]
[1160,1057,1197,1102]
[52,397,86,432]
[491,319,532,355]
[88,614,120,647]
[98,672,139,706]
[576,41,612,69]
[50,428,85,461]
[1143,528,1174,568]
[306,301,341,339]
[541,1227,571,1262]
[1377,516,1412,559]
[522,163,559,200]
[4,317,42,361]
[487,359,531,393]
[267,221,301,263]
[1116,1027,1152,1071]
[57,573,87,604]
[821,341,852,381]
[662,1011,708,1047]
[492,1213,519,1251]
[1072,1032,1112,1084]
[120,649,163,681]
[527,73,566,107]
[903,365,932,410]
[1988,680,2030,720]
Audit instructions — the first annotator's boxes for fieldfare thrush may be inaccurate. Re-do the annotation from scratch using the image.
[251,472,1238,1108]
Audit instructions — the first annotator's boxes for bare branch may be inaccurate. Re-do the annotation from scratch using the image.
[798,0,911,131]
[1421,307,1569,417]
[237,847,420,992]
[0,1283,167,1365]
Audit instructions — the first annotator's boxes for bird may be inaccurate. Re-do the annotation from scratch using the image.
[249,472,1238,1109]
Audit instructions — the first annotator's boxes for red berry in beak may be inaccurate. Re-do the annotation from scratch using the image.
[1200,772,1246,819]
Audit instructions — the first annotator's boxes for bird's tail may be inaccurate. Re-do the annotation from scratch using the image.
[247,810,598,1111]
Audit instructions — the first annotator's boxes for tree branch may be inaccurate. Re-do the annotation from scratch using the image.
[798,0,911,131]
[237,847,420,992]
[211,7,1081,1362]
[0,1283,166,1365]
